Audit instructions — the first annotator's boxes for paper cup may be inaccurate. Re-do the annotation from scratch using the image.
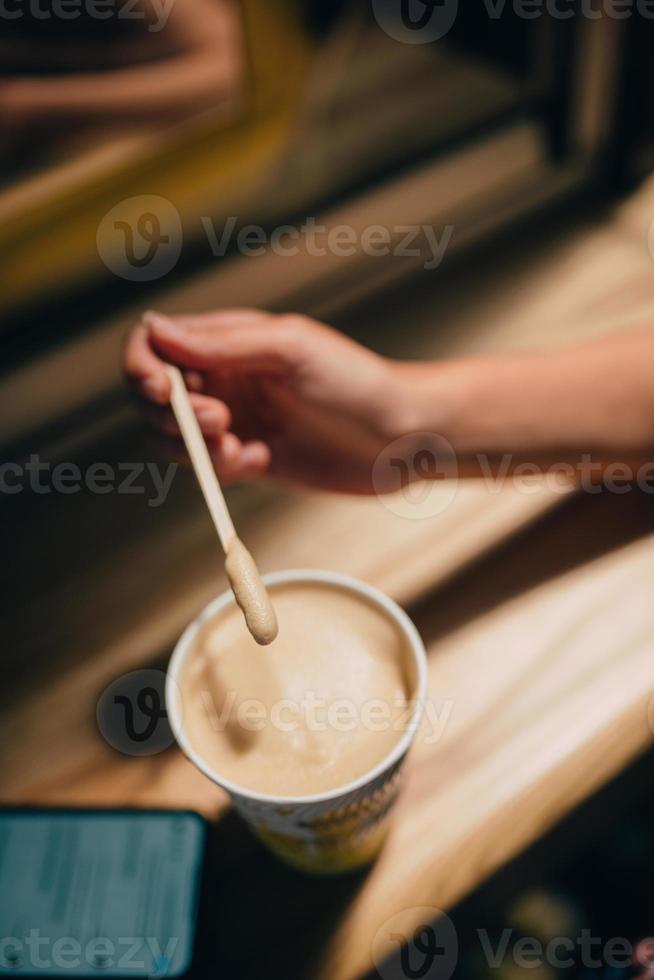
[166,570,427,874]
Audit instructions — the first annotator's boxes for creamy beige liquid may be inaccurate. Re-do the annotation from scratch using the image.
[179,582,414,797]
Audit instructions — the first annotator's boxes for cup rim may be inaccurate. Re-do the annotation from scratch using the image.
[166,569,428,807]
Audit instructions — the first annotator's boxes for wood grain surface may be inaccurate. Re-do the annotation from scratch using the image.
[4,489,654,980]
[6,176,654,979]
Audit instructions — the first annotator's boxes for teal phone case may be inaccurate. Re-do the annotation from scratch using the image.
[0,809,207,978]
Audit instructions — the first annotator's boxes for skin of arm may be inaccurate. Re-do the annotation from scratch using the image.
[0,0,243,126]
[394,328,654,472]
[124,309,654,494]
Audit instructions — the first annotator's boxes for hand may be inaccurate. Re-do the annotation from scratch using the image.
[124,309,412,493]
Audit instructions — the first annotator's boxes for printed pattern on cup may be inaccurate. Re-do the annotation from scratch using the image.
[232,758,406,873]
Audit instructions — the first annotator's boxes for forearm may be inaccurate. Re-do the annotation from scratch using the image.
[1,56,233,121]
[394,328,654,469]
[0,0,240,123]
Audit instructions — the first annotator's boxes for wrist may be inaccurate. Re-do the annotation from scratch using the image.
[386,359,464,445]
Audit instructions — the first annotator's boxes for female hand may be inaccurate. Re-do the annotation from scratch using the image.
[124,309,413,493]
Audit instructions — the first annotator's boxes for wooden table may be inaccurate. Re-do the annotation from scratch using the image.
[5,485,654,979]
[210,488,654,980]
[6,174,654,978]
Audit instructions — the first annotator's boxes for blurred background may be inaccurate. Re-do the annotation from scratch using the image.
[2,0,653,440]
[3,2,654,978]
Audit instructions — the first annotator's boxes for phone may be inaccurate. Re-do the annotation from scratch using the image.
[0,808,208,978]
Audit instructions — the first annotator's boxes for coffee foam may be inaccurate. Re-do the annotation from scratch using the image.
[179,581,416,797]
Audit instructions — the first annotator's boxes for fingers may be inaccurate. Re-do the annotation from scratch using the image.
[212,436,271,482]
[124,307,283,485]
[125,322,207,401]
[162,431,271,483]
[157,393,232,438]
[143,309,302,373]
[146,308,271,331]
[184,370,204,392]
[124,323,171,404]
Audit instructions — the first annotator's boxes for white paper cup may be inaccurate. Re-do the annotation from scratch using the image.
[166,570,427,873]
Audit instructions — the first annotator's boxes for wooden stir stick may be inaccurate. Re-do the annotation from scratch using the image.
[165,363,278,645]
[166,363,236,550]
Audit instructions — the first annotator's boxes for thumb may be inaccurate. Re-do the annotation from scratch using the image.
[144,310,296,372]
